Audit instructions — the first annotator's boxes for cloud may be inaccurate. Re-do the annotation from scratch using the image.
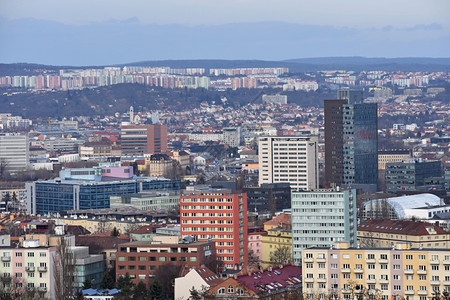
[405,23,443,31]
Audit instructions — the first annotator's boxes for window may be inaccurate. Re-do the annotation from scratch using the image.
[342,264,350,269]
[227,285,234,293]
[355,254,362,259]
[218,288,225,294]
[418,255,425,260]
[236,288,244,295]
[15,253,22,257]
[367,254,375,259]
[159,257,166,262]
[406,254,413,260]
[393,254,400,259]
[393,275,400,280]
[368,264,375,269]
[380,264,388,270]
[27,253,34,257]
[380,254,388,259]
[393,264,400,270]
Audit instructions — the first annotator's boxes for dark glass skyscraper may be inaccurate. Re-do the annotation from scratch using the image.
[324,90,378,192]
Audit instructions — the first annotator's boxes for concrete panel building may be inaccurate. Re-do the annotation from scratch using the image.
[0,133,29,172]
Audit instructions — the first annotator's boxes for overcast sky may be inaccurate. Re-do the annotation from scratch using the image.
[2,0,449,29]
[1,0,449,65]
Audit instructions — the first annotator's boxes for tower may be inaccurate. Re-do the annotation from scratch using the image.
[324,90,378,192]
[129,106,134,123]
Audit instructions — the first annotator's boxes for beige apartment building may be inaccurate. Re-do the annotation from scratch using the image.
[258,136,318,191]
[302,241,450,300]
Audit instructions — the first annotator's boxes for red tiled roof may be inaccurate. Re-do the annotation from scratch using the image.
[264,213,291,226]
[358,219,447,235]
[237,265,302,294]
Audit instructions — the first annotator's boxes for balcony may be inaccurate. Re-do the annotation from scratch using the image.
[366,259,376,264]
[1,256,11,262]
[354,269,363,274]
[417,269,427,275]
[417,290,428,296]
[378,259,388,264]
[342,289,351,294]
[443,259,450,265]
[303,258,314,263]
[38,266,47,272]
[25,266,35,272]
[366,278,376,284]
[404,290,415,295]
[317,278,327,283]
[304,278,314,283]
[341,268,351,273]
[429,260,440,265]
[316,257,326,263]
[38,287,47,293]
[1,276,11,282]
[379,279,389,284]
[404,269,414,275]
[430,280,441,285]
[444,280,450,286]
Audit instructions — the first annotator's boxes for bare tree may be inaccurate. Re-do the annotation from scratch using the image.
[53,237,75,300]
[247,249,260,266]
[269,245,291,265]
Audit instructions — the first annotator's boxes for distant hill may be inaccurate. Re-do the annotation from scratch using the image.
[1,57,450,76]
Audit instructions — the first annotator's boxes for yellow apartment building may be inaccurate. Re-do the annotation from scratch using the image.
[302,241,450,300]
[261,227,292,268]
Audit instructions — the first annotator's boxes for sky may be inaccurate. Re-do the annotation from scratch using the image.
[0,0,449,65]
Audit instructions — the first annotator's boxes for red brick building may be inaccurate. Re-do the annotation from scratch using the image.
[115,238,216,284]
[180,189,248,272]
[120,124,168,155]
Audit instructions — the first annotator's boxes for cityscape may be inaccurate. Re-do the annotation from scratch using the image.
[1,1,450,300]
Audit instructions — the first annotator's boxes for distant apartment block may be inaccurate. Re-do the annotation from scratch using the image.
[258,136,319,191]
[120,124,167,156]
[262,94,287,105]
[0,133,29,172]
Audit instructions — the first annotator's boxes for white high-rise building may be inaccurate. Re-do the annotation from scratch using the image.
[258,136,318,191]
[0,133,29,172]
[223,127,242,148]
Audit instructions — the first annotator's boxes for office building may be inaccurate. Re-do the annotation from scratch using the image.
[243,183,291,214]
[324,90,378,192]
[291,188,357,265]
[120,124,167,156]
[378,149,410,170]
[180,189,248,272]
[258,136,319,191]
[0,133,29,172]
[25,166,180,214]
[385,159,442,193]
[116,238,216,284]
[302,241,450,299]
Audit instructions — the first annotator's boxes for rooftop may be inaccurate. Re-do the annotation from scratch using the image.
[358,219,446,235]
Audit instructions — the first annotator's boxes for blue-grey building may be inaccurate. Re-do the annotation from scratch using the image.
[25,167,180,215]
[291,188,357,265]
[324,90,378,193]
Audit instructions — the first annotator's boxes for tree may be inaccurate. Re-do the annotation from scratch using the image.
[117,273,134,297]
[99,271,115,289]
[247,249,260,266]
[189,286,202,300]
[134,281,148,300]
[269,245,291,265]
[149,278,163,300]
[83,277,92,289]
[53,236,75,300]
[111,227,120,237]
[153,263,181,300]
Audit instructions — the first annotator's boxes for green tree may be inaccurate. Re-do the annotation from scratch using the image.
[149,278,163,300]
[117,273,134,297]
[189,286,202,300]
[83,277,92,289]
[134,281,148,300]
[99,271,115,289]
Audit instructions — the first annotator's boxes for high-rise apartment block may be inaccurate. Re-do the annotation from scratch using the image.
[258,136,318,191]
[291,188,357,265]
[324,90,378,192]
[222,127,242,148]
[120,124,167,156]
[0,133,29,171]
[180,189,248,272]
[302,241,450,299]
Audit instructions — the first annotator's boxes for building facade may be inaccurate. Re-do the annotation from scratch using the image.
[243,183,291,214]
[324,90,378,192]
[0,133,29,172]
[291,188,357,265]
[386,159,442,193]
[180,189,248,272]
[302,241,450,300]
[258,136,319,191]
[120,124,168,156]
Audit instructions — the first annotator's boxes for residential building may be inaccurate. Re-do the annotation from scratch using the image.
[115,238,216,285]
[120,124,168,156]
[302,241,450,299]
[180,189,248,272]
[143,153,175,177]
[222,127,242,148]
[258,136,319,191]
[248,230,265,264]
[291,188,357,265]
[357,219,450,249]
[378,149,410,170]
[261,226,292,268]
[324,90,378,192]
[262,94,288,105]
[243,183,291,214]
[386,159,442,193]
[0,133,29,172]
[203,265,302,299]
[174,266,223,300]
